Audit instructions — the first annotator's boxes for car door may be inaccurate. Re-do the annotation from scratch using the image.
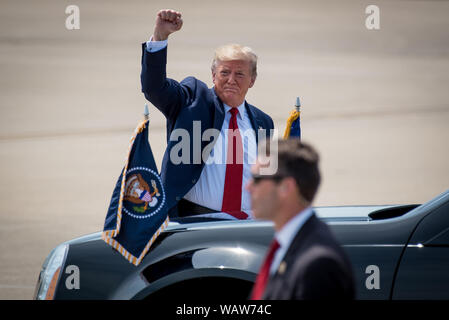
[392,197,449,299]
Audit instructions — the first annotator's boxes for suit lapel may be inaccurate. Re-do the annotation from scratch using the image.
[211,88,225,131]
[245,102,263,145]
[282,213,318,262]
[262,212,318,300]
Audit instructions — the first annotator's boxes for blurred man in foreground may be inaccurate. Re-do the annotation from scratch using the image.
[247,139,355,300]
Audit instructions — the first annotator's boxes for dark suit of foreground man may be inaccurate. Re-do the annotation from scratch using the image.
[247,139,355,300]
[141,9,274,219]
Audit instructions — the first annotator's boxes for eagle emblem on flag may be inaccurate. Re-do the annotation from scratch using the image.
[125,173,160,211]
[122,167,166,218]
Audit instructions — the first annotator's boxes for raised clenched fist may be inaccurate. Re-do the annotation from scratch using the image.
[152,9,183,41]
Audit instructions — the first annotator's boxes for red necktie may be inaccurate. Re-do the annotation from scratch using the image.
[251,239,280,300]
[221,108,248,220]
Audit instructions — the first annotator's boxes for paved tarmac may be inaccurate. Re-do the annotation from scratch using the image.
[0,0,448,299]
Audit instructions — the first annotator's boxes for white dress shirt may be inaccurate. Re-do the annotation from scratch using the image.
[183,103,257,219]
[146,39,257,219]
[270,207,314,274]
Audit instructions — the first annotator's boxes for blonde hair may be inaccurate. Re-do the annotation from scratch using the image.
[211,44,258,78]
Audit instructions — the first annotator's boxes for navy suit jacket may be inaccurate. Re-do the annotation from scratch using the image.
[140,44,274,217]
[258,214,355,300]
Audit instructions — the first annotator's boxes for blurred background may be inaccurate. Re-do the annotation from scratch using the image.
[0,0,448,299]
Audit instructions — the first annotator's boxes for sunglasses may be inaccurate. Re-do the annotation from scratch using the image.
[251,173,286,184]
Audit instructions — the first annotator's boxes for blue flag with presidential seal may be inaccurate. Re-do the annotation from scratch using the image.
[102,116,169,266]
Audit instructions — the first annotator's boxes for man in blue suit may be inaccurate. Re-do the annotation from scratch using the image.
[141,9,274,219]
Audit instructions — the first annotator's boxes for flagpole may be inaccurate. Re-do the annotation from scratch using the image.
[144,104,149,121]
[295,97,300,113]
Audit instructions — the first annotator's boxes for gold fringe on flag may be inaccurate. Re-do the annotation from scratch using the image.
[102,216,170,266]
[283,110,300,139]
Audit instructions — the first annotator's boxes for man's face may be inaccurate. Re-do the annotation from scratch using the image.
[246,160,280,221]
[212,59,256,108]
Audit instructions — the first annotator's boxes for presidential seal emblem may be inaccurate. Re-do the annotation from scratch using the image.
[122,166,166,219]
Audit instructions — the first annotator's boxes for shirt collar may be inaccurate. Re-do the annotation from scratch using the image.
[224,102,245,120]
[275,207,314,250]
